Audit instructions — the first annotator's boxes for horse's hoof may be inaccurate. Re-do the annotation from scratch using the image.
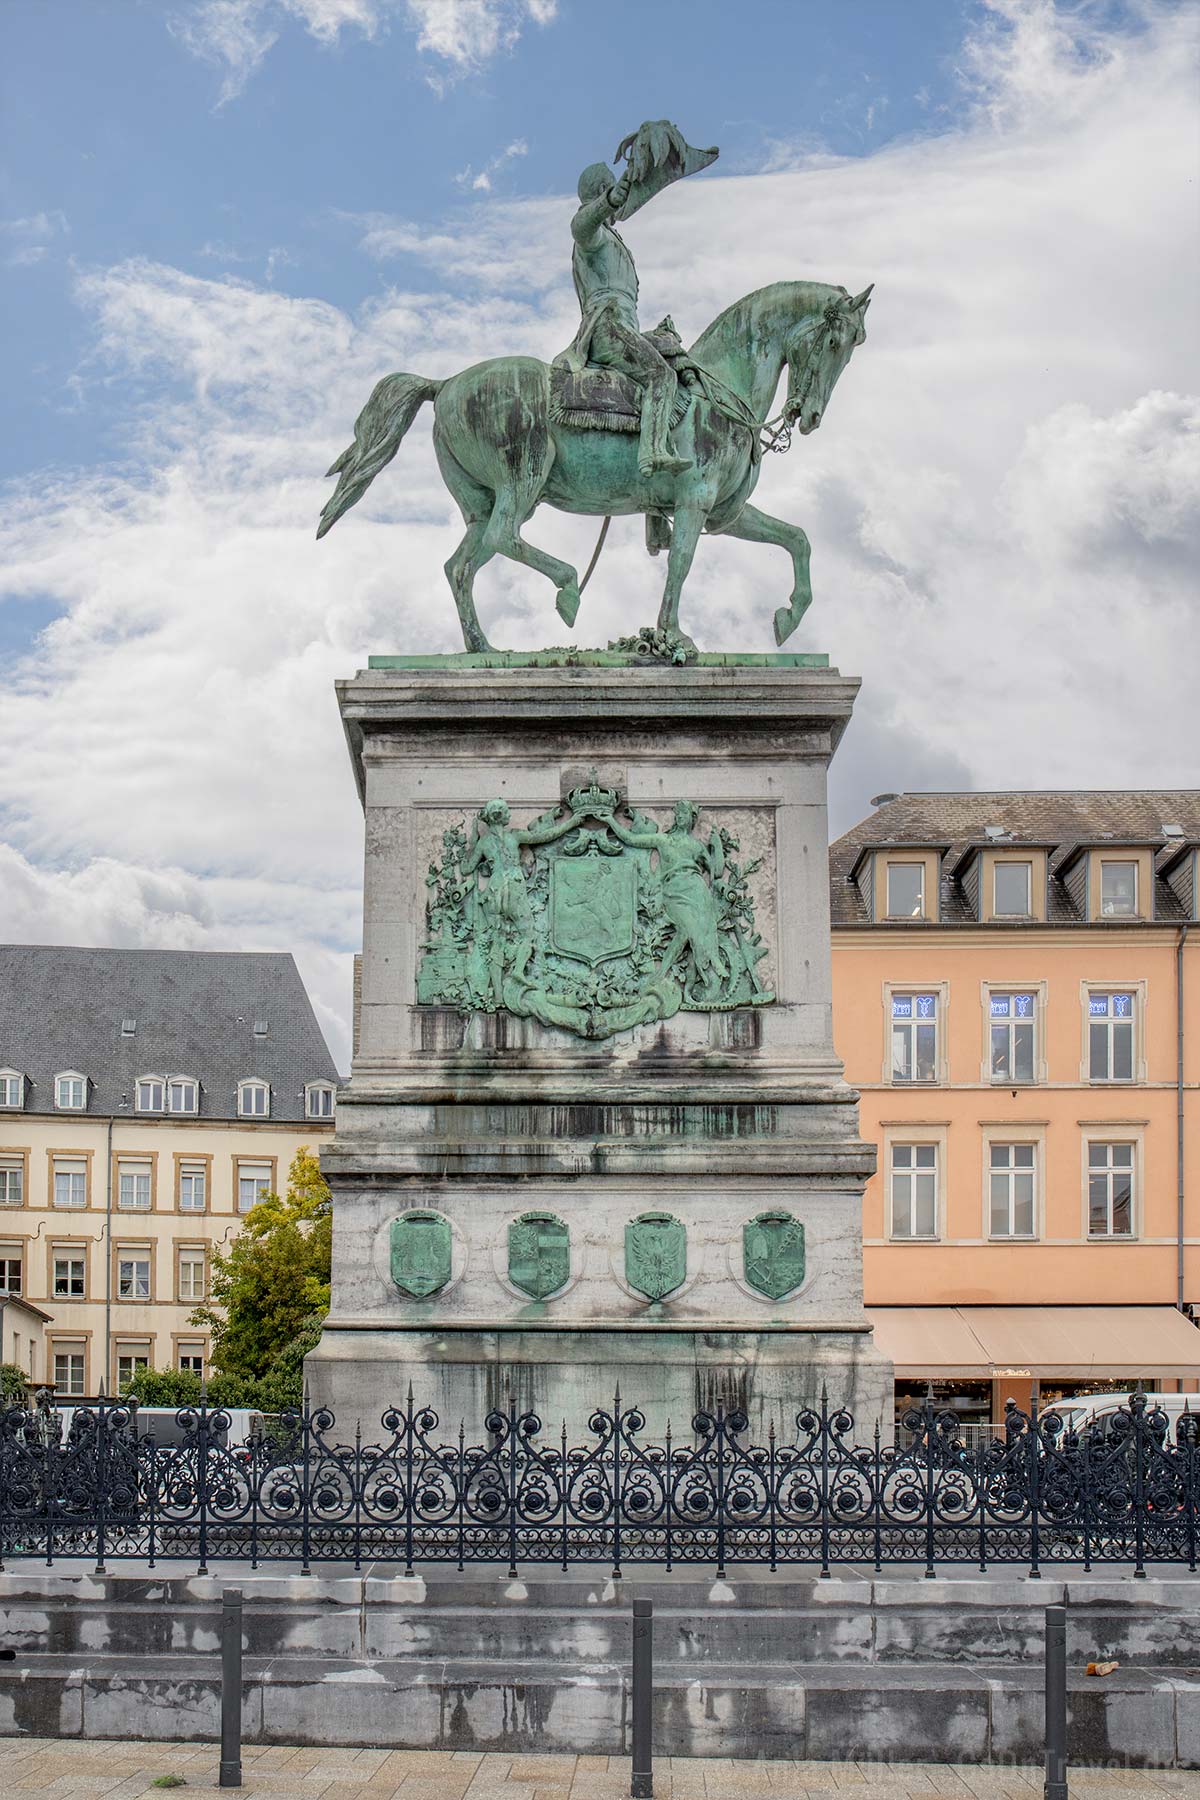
[556,583,580,629]
[773,606,797,647]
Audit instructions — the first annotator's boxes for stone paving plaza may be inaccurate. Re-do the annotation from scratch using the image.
[2,1741,1200,1800]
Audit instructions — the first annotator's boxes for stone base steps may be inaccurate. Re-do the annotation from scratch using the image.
[2,1652,1197,1767]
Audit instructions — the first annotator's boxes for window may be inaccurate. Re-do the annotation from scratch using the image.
[237,1163,272,1213]
[990,1143,1037,1237]
[306,1082,335,1119]
[53,1158,87,1208]
[0,1071,24,1109]
[53,1349,85,1396]
[178,1345,205,1376]
[890,1143,938,1239]
[990,992,1037,1083]
[891,993,939,1082]
[0,1158,24,1207]
[886,863,925,919]
[53,1254,85,1298]
[117,1161,152,1210]
[116,1351,149,1388]
[1089,1142,1135,1237]
[1089,991,1136,1082]
[55,1072,87,1110]
[238,1080,270,1118]
[178,1249,206,1302]
[167,1077,198,1115]
[0,1253,22,1296]
[136,1076,166,1113]
[994,861,1032,917]
[1100,860,1138,918]
[117,1254,151,1300]
[178,1163,207,1212]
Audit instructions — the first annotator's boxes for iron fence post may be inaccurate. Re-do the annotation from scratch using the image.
[219,1587,243,1789]
[631,1596,653,1799]
[1044,1601,1067,1800]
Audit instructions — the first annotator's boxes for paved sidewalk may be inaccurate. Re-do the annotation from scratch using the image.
[1,1740,1199,1800]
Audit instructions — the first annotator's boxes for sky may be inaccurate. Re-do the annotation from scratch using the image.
[1,0,1197,1068]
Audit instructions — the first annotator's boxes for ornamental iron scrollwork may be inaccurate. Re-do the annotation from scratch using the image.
[0,1388,1194,1576]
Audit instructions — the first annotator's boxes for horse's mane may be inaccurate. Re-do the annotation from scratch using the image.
[689,280,845,363]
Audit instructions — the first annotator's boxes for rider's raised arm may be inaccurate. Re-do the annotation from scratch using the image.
[570,170,631,246]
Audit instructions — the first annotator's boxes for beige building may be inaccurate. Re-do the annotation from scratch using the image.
[0,946,339,1394]
[830,790,1200,1425]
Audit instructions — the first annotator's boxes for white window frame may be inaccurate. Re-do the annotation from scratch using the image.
[0,1157,24,1208]
[116,1349,150,1388]
[177,1344,205,1375]
[53,1159,88,1209]
[1081,981,1145,1085]
[117,1160,153,1211]
[1099,858,1139,919]
[177,1249,206,1303]
[883,1126,946,1241]
[117,1254,152,1301]
[981,982,1046,1085]
[985,1140,1040,1240]
[178,1163,207,1212]
[305,1082,335,1120]
[0,1249,23,1296]
[52,1252,85,1299]
[54,1071,87,1111]
[1083,1133,1140,1240]
[993,859,1033,918]
[885,861,927,920]
[53,1347,86,1397]
[167,1076,199,1115]
[0,1070,25,1109]
[237,1163,273,1213]
[883,982,948,1086]
[135,1075,166,1114]
[237,1079,270,1119]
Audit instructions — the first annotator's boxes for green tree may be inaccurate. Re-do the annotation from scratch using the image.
[190,1146,331,1406]
[0,1362,28,1402]
[121,1367,203,1406]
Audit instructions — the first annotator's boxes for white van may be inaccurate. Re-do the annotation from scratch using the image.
[1052,1391,1198,1443]
[50,1404,266,1450]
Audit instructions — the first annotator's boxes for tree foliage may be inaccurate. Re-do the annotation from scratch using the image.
[189,1146,331,1407]
[0,1362,28,1401]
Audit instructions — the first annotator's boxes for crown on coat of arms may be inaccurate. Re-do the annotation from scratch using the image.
[566,770,621,816]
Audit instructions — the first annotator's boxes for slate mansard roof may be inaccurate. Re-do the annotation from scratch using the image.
[830,790,1200,927]
[0,945,339,1121]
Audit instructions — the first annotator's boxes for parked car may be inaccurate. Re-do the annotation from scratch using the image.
[1051,1392,1197,1446]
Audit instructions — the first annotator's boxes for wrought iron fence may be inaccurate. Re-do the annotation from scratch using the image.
[0,1388,1196,1577]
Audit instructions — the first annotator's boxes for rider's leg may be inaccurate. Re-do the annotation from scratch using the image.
[593,318,690,478]
[709,503,812,645]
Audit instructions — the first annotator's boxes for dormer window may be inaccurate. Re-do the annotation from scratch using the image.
[993,860,1032,918]
[886,862,925,919]
[136,1076,166,1113]
[0,1070,26,1109]
[1100,860,1138,918]
[55,1072,87,1111]
[238,1079,270,1118]
[167,1077,198,1115]
[305,1082,335,1120]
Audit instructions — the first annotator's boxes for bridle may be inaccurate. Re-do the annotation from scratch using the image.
[758,301,849,456]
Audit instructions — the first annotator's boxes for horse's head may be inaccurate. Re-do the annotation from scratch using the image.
[784,286,872,435]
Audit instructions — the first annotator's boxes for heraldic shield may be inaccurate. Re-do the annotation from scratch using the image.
[549,854,636,966]
[390,1210,452,1298]
[625,1211,686,1301]
[743,1211,806,1301]
[508,1211,570,1300]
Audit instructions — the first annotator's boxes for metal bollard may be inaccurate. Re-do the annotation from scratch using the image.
[1044,1602,1068,1800]
[631,1597,653,1799]
[219,1588,243,1789]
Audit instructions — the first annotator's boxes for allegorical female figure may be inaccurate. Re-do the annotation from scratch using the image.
[605,799,729,999]
[463,798,577,1006]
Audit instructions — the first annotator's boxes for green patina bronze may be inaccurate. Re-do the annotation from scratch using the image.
[418,775,773,1039]
[390,1210,452,1298]
[743,1212,806,1301]
[367,648,829,670]
[318,119,871,655]
[508,1212,570,1300]
[625,1212,686,1302]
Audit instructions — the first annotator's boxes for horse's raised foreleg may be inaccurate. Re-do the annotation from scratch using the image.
[713,503,812,645]
[483,500,581,628]
[655,501,708,644]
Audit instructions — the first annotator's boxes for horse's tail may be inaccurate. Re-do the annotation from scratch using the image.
[316,371,443,538]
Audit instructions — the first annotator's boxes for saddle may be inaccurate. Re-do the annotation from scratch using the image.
[549,364,691,436]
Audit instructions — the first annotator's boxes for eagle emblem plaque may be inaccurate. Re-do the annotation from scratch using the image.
[625,1211,686,1301]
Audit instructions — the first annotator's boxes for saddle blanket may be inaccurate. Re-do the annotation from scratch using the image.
[549,364,689,435]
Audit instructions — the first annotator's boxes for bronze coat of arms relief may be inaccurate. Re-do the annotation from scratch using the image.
[742,1211,806,1301]
[390,1210,453,1299]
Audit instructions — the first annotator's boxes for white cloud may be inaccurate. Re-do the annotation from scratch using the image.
[455,137,528,194]
[171,0,556,100]
[3,0,1197,1052]
[2,210,69,268]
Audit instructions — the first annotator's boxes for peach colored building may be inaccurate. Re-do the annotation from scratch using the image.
[831,791,1200,1429]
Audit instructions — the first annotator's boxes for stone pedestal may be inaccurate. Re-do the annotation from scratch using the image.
[307,653,891,1440]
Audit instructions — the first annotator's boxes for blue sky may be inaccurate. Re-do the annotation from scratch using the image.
[1,1,1196,1062]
